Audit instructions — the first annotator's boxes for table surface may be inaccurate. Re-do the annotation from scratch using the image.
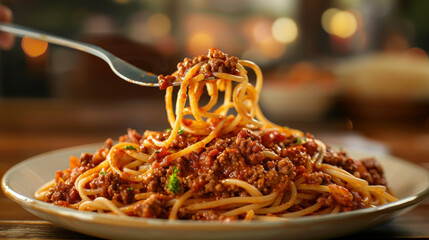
[1,98,428,240]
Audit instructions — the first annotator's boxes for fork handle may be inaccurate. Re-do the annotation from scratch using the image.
[0,23,112,61]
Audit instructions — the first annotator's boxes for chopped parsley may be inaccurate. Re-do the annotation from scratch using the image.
[167,167,180,194]
[99,171,106,176]
[295,136,307,145]
[165,127,184,135]
[178,127,185,135]
[129,187,134,192]
[123,145,137,151]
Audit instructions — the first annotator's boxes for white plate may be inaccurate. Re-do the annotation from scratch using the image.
[2,143,429,240]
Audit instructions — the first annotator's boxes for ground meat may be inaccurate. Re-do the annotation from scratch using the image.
[317,193,335,207]
[133,194,170,218]
[45,166,89,204]
[89,172,134,204]
[158,48,239,89]
[190,210,237,221]
[79,138,112,168]
[78,153,93,167]
[302,138,319,156]
[361,157,387,186]
[45,181,78,205]
[281,146,309,166]
[177,55,208,78]
[350,191,367,209]
[171,133,200,149]
[261,129,287,148]
[158,74,176,90]
[178,128,290,197]
[146,161,171,194]
[323,147,357,174]
[236,129,265,165]
[323,148,387,187]
[277,158,296,178]
[119,129,142,144]
[304,171,331,185]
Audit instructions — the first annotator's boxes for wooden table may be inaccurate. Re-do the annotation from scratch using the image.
[1,99,428,239]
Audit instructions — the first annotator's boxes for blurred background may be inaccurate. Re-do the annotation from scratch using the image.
[0,0,428,138]
[2,0,429,229]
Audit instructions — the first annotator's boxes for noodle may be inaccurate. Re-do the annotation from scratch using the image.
[35,48,397,221]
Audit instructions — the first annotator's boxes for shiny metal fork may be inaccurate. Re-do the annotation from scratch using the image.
[0,23,168,87]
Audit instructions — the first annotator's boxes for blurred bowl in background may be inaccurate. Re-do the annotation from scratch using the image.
[260,62,338,122]
[260,84,336,121]
[336,53,429,100]
[336,52,429,127]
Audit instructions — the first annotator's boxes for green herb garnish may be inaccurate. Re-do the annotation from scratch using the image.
[99,171,106,176]
[129,187,134,192]
[155,149,161,153]
[165,127,184,134]
[178,127,185,135]
[123,145,137,150]
[295,136,307,145]
[167,167,180,194]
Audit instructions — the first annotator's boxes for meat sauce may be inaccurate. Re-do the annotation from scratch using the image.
[158,48,240,90]
[45,128,387,219]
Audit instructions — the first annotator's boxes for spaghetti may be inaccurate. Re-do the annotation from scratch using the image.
[35,48,396,220]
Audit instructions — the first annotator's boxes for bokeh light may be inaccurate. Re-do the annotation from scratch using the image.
[187,31,215,56]
[252,19,272,43]
[272,17,298,43]
[146,13,171,38]
[242,16,288,61]
[21,36,48,57]
[329,10,357,38]
[321,8,340,34]
[259,37,286,58]
[322,9,358,39]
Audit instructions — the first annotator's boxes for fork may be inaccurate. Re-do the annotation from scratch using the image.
[0,23,168,87]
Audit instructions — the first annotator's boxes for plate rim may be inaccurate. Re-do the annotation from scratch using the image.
[2,143,429,229]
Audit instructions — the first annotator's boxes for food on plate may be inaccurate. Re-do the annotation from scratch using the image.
[35,48,396,221]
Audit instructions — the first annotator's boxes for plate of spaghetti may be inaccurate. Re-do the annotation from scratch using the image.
[2,49,429,240]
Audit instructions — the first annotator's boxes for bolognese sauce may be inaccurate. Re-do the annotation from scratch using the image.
[36,49,396,221]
